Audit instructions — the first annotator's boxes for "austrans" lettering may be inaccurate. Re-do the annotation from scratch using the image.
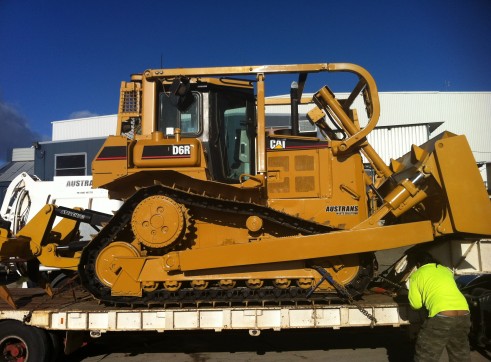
[325,205,359,215]
[65,180,92,187]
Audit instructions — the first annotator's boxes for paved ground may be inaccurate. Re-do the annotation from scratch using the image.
[65,327,491,362]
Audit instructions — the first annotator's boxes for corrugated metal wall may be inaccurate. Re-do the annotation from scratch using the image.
[12,148,34,161]
[267,92,491,163]
[366,125,429,164]
[52,115,117,141]
[346,92,491,163]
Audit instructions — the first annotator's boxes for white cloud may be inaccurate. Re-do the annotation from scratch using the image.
[0,99,41,164]
[69,110,99,119]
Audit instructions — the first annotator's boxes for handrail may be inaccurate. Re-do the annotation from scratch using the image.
[315,63,381,152]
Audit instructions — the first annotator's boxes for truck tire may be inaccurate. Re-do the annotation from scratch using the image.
[0,320,50,362]
[47,330,64,362]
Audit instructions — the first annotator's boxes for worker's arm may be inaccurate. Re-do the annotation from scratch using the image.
[408,276,423,310]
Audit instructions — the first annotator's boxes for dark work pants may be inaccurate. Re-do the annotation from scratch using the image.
[414,314,471,362]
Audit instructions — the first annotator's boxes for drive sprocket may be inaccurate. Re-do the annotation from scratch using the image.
[131,195,187,250]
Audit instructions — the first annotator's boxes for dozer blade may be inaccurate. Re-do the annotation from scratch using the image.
[433,134,491,235]
[384,132,491,237]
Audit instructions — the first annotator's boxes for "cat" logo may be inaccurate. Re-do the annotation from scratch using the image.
[270,139,286,149]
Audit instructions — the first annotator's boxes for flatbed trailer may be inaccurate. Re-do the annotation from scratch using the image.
[0,288,421,332]
[2,244,490,361]
[0,287,423,361]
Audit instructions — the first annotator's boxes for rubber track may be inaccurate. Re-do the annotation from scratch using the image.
[79,184,374,306]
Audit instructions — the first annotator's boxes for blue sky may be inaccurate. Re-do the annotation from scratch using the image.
[1,0,490,164]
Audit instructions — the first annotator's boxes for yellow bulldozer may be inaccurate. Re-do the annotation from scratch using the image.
[1,62,491,307]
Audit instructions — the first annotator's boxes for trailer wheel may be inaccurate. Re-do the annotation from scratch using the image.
[0,320,50,362]
[47,331,64,362]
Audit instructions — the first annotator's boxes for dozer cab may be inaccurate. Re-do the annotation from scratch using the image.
[2,63,491,307]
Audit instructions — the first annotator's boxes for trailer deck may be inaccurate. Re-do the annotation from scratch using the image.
[0,287,423,334]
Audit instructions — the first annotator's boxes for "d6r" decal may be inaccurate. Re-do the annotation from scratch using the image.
[173,145,191,155]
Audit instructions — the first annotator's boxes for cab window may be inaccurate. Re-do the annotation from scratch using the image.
[158,92,200,135]
[213,90,255,182]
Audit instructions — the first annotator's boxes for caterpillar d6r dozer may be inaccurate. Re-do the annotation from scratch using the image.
[2,63,491,307]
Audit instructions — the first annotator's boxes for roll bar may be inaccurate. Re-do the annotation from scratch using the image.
[143,63,383,175]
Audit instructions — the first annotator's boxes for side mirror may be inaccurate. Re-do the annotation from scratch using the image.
[169,77,195,111]
[121,121,132,133]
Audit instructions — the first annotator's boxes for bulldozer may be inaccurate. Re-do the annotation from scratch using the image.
[1,62,491,307]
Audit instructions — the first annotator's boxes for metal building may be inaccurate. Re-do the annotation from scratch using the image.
[0,148,34,206]
[1,91,490,189]
[370,92,491,164]
[32,138,107,181]
[12,115,119,182]
[52,115,117,141]
[268,92,491,163]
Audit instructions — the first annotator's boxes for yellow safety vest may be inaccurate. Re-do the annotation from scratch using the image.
[408,263,469,317]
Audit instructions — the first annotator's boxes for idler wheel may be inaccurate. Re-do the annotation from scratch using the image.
[132,195,185,249]
[95,242,141,287]
[310,254,365,292]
